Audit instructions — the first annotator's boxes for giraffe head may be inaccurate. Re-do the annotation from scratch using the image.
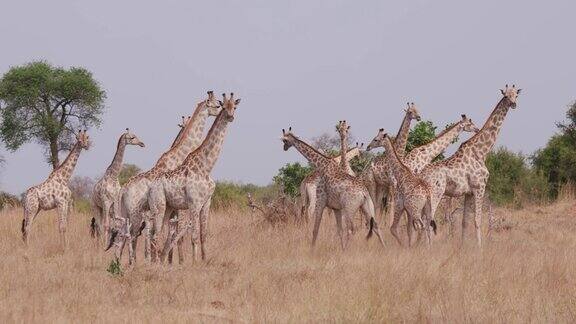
[205,90,222,116]
[76,130,91,150]
[178,115,192,128]
[123,128,145,147]
[281,127,296,151]
[366,128,387,151]
[218,93,241,122]
[500,84,522,108]
[336,120,350,141]
[459,114,480,133]
[405,102,421,121]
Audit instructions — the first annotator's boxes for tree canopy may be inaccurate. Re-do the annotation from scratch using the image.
[532,102,576,196]
[118,164,141,186]
[0,61,106,169]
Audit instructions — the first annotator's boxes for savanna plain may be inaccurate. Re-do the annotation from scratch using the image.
[1,198,576,323]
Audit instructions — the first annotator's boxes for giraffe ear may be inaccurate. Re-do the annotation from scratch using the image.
[517,89,522,94]
[218,100,223,106]
[234,98,241,105]
[500,89,505,95]
[461,114,466,119]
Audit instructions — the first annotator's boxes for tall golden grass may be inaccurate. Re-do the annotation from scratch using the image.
[1,200,576,322]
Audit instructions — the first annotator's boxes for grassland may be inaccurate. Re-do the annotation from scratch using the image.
[1,200,576,322]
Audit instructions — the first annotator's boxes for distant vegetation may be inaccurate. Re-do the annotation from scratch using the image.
[0,61,106,169]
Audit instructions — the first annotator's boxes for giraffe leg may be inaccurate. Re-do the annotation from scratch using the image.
[148,186,167,263]
[102,201,112,246]
[160,203,201,263]
[198,198,212,261]
[57,202,69,249]
[462,194,473,246]
[176,211,185,265]
[374,186,385,227]
[299,183,309,222]
[473,188,485,248]
[311,196,327,247]
[307,185,318,225]
[143,220,151,261]
[131,236,138,264]
[362,195,385,247]
[190,210,200,262]
[22,197,40,245]
[390,199,404,247]
[385,185,395,227]
[333,210,346,250]
[167,211,177,264]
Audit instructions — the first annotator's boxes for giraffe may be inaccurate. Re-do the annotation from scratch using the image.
[375,131,435,245]
[22,130,91,247]
[281,127,385,249]
[141,93,241,263]
[420,85,521,247]
[90,128,145,244]
[360,103,421,225]
[367,114,480,245]
[299,144,361,223]
[106,91,220,263]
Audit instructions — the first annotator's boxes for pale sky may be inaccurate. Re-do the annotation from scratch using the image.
[0,0,574,194]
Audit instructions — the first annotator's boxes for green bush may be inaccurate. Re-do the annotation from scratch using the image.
[486,147,549,207]
[74,198,92,214]
[273,162,312,198]
[0,191,20,210]
[532,134,576,197]
[211,181,278,210]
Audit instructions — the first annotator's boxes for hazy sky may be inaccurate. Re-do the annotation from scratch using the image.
[0,0,574,194]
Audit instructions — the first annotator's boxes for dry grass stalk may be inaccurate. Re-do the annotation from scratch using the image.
[2,200,576,322]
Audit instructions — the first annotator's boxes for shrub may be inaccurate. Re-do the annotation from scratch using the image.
[211,181,278,210]
[273,162,312,198]
[486,147,549,207]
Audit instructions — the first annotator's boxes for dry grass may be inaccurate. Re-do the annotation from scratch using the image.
[1,200,576,323]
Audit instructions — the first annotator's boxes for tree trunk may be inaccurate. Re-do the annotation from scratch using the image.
[49,137,60,169]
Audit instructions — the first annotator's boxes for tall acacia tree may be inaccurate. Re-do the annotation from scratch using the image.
[0,61,105,169]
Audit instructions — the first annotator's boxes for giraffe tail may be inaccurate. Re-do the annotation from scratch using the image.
[366,217,376,240]
[90,217,99,238]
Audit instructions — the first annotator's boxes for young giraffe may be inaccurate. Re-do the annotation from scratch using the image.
[22,130,91,247]
[281,127,385,249]
[367,115,480,245]
[299,145,361,222]
[142,93,241,263]
[91,128,145,244]
[375,131,435,245]
[420,85,521,247]
[360,103,421,225]
[107,91,220,263]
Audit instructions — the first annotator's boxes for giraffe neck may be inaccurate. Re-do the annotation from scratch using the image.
[170,125,186,148]
[154,101,209,170]
[394,112,413,157]
[460,97,511,161]
[289,135,332,171]
[51,141,82,184]
[182,110,231,175]
[382,136,413,191]
[411,121,464,163]
[104,135,127,179]
[339,135,352,174]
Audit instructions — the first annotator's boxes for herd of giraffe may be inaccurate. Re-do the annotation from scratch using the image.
[19,84,521,266]
[284,85,520,249]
